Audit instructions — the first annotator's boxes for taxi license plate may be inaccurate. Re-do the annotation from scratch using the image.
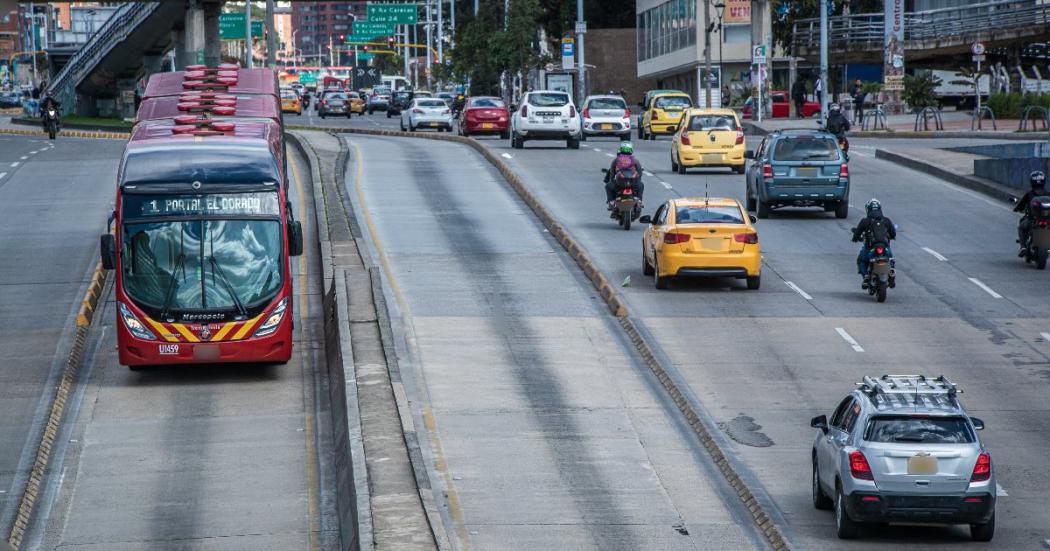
[699,237,724,250]
[600,123,614,130]
[702,153,722,163]
[481,123,495,129]
[907,454,937,475]
[797,167,819,177]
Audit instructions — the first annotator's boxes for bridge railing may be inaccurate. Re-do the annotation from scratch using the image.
[47,2,159,115]
[792,0,1048,53]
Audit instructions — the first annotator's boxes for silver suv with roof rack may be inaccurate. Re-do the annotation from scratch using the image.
[810,375,995,541]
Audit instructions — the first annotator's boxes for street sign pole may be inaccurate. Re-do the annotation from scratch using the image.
[972,42,985,118]
[245,0,252,68]
[819,0,828,124]
[576,0,585,106]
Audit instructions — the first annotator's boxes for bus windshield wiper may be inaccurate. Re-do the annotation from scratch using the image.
[160,253,186,321]
[208,256,248,318]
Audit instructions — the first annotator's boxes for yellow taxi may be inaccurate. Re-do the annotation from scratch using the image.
[348,91,366,115]
[640,197,761,290]
[639,91,692,140]
[280,89,302,115]
[670,108,746,174]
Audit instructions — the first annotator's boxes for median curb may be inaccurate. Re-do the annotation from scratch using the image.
[0,126,128,140]
[874,148,1018,202]
[327,127,793,551]
[7,262,108,550]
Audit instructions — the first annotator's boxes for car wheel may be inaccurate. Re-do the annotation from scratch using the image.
[637,124,644,140]
[835,486,860,539]
[757,200,771,219]
[670,153,679,172]
[400,120,406,131]
[580,133,587,141]
[654,256,671,290]
[746,188,757,212]
[676,159,687,174]
[320,113,326,119]
[642,248,654,276]
[500,130,510,140]
[409,122,416,132]
[812,460,833,510]
[835,200,849,219]
[567,136,580,149]
[386,111,391,118]
[346,113,351,118]
[746,274,761,290]
[970,512,995,542]
[733,165,745,174]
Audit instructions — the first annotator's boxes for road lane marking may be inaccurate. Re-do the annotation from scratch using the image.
[996,483,1008,497]
[593,148,602,152]
[501,153,512,159]
[785,281,813,300]
[644,170,655,177]
[0,172,8,179]
[835,327,865,352]
[922,247,948,261]
[605,153,615,158]
[10,162,18,167]
[19,155,27,160]
[1040,332,1050,342]
[660,181,672,189]
[969,278,1002,299]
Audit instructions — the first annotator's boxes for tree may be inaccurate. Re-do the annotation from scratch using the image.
[491,0,549,84]
[770,0,883,52]
[444,3,502,94]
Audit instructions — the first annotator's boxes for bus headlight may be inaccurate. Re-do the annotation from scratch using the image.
[253,298,289,337]
[119,301,156,341]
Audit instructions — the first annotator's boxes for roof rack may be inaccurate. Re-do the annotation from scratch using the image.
[859,375,959,398]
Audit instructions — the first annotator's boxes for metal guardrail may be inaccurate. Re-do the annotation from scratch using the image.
[47,2,159,115]
[792,0,1050,53]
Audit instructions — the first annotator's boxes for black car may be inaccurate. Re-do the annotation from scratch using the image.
[387,90,414,118]
[318,91,350,118]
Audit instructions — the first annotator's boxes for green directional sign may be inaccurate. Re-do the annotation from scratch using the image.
[219,13,262,40]
[354,21,395,35]
[367,3,418,24]
[357,53,375,61]
[348,34,384,42]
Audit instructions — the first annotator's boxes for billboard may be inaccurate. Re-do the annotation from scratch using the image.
[884,0,905,108]
[725,0,751,25]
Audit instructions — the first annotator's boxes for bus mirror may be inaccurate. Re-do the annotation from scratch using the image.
[100,234,116,270]
[288,220,304,257]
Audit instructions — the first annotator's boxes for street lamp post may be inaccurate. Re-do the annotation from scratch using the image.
[714,2,726,106]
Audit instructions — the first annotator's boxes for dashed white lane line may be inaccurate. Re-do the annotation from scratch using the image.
[1040,332,1050,343]
[10,162,18,167]
[19,155,27,160]
[644,170,655,177]
[660,181,672,189]
[501,153,512,159]
[969,277,1002,299]
[0,172,8,179]
[921,247,948,261]
[997,483,1008,497]
[835,328,865,352]
[605,153,615,158]
[593,148,602,152]
[785,281,814,300]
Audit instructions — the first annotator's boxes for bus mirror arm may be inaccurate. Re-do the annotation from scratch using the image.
[288,220,304,257]
[100,234,116,270]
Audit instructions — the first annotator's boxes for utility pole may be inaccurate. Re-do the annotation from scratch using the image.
[576,0,585,105]
[450,0,455,41]
[702,0,712,107]
[265,0,276,67]
[245,0,253,67]
[474,0,479,16]
[437,0,443,67]
[819,0,829,123]
[425,0,433,89]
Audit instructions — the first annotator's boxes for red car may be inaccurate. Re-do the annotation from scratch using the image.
[458,96,510,138]
[743,91,821,119]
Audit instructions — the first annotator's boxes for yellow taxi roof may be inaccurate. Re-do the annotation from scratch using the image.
[684,107,737,117]
[674,197,743,208]
[652,91,690,98]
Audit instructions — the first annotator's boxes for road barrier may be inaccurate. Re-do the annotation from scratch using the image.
[323,126,794,551]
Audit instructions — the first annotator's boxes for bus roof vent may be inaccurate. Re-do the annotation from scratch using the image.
[171,118,236,136]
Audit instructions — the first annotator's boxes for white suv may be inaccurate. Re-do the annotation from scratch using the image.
[510,90,581,149]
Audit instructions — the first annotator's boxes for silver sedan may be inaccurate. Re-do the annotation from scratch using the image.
[400,98,454,132]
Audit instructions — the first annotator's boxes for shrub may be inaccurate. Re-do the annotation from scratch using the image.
[902,73,941,112]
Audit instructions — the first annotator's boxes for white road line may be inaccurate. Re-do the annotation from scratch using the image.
[501,153,512,159]
[10,162,18,167]
[593,148,602,152]
[835,327,865,353]
[644,170,655,177]
[996,483,1008,497]
[785,281,813,300]
[969,277,1002,299]
[660,181,672,189]
[605,153,615,158]
[921,247,948,261]
[1040,332,1050,342]
[19,155,27,160]
[1043,538,1049,549]
[0,172,7,179]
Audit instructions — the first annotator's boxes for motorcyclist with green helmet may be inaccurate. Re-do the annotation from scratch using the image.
[604,141,645,209]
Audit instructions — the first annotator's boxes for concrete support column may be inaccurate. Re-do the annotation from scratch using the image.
[185,3,205,67]
[204,3,222,67]
[116,78,138,119]
[171,28,188,69]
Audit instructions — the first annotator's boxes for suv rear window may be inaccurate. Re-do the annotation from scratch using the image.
[772,137,839,161]
[864,416,975,444]
[686,115,739,131]
[588,98,626,110]
[654,96,691,109]
[528,93,570,107]
[675,206,745,224]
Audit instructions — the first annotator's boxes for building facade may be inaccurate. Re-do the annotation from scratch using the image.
[292,1,363,66]
[636,0,775,108]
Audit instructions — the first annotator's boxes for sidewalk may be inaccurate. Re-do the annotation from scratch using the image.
[873,146,1020,202]
[745,109,1038,139]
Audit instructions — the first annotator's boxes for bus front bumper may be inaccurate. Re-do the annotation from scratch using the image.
[117,322,293,366]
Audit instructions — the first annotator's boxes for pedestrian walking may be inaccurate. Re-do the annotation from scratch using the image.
[815,77,823,105]
[850,79,866,124]
[791,79,807,119]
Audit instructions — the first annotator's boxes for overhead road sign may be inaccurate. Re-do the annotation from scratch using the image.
[219,13,262,40]
[354,21,395,35]
[367,4,418,25]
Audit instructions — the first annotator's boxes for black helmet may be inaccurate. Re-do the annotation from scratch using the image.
[1031,170,1046,189]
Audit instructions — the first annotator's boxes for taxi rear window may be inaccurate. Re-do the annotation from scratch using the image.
[675,206,744,224]
[654,96,691,109]
[686,115,738,131]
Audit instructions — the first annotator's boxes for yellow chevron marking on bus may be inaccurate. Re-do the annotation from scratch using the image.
[171,323,200,342]
[210,322,235,342]
[146,318,180,342]
[230,315,262,340]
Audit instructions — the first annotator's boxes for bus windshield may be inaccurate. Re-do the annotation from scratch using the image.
[120,192,284,315]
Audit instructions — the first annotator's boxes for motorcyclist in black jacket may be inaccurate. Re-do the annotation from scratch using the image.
[1015,170,1047,255]
[825,103,850,137]
[40,92,60,132]
[852,198,897,289]
[604,141,644,211]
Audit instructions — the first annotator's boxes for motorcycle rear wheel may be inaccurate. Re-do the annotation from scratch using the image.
[1038,249,1048,270]
[876,281,887,303]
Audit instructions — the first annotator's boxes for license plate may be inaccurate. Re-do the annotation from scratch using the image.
[699,237,724,250]
[542,117,554,123]
[430,122,439,127]
[600,123,614,130]
[193,343,220,361]
[702,154,722,163]
[797,167,818,177]
[907,454,937,475]
[482,123,495,129]
[158,343,180,356]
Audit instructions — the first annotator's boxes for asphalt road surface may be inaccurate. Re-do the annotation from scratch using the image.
[330,110,1050,549]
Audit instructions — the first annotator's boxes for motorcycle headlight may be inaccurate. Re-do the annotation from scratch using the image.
[119,301,157,341]
[253,298,289,337]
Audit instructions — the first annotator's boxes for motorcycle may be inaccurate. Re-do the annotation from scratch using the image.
[837,134,849,160]
[602,168,641,230]
[864,242,895,302]
[1019,195,1050,269]
[42,108,59,140]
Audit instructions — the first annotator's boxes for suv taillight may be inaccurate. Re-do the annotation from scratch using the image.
[762,163,773,179]
[569,105,576,118]
[521,105,528,117]
[971,452,991,482]
[840,164,849,179]
[849,450,874,480]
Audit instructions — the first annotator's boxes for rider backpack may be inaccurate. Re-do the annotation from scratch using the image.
[614,154,635,172]
[868,219,890,246]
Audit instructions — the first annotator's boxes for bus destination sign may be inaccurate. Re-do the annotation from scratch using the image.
[128,192,280,218]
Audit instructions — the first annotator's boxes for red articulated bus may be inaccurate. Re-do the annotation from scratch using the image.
[101,69,303,369]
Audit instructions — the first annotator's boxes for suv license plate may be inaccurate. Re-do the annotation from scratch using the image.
[907,455,937,475]
[797,167,818,177]
[542,117,554,123]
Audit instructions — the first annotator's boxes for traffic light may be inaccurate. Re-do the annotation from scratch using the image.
[363,45,370,52]
[387,36,395,47]
[339,35,345,41]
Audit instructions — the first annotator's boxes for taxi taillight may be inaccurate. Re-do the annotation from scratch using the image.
[735,131,744,145]
[664,233,690,244]
[733,232,758,244]
[680,132,691,146]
